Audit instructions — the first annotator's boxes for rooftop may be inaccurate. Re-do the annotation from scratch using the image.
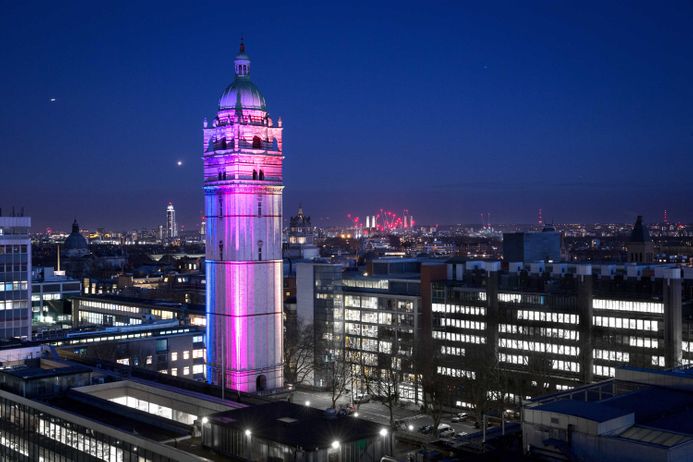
[207,401,386,449]
[533,400,629,423]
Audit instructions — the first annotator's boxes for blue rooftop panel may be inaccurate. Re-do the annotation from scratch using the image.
[534,400,629,422]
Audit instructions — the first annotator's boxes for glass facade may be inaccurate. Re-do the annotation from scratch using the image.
[0,217,31,340]
[0,390,196,461]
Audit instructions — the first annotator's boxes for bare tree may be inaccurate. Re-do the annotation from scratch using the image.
[376,358,402,429]
[464,348,505,424]
[284,322,314,385]
[327,353,352,409]
[421,350,449,438]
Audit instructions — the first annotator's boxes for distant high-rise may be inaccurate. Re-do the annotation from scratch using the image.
[503,225,561,262]
[203,40,284,392]
[0,216,32,340]
[166,202,177,239]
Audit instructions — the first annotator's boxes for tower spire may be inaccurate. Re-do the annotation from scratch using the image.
[239,36,245,54]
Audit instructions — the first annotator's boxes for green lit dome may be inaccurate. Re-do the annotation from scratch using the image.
[218,42,267,111]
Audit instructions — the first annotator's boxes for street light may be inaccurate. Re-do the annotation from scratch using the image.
[245,429,252,437]
[379,428,388,437]
[305,400,311,407]
[331,440,340,449]
[201,417,209,425]
[407,424,414,431]
[353,412,359,417]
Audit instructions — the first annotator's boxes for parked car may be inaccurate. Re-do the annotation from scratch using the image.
[418,424,434,434]
[451,412,469,423]
[353,393,372,404]
[439,427,456,438]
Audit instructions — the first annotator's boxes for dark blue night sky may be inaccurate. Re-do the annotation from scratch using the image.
[1,1,692,231]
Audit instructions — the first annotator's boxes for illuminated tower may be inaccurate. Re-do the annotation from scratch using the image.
[203,40,284,392]
[166,202,177,238]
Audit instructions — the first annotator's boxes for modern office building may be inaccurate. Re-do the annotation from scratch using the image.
[523,366,693,462]
[0,216,32,340]
[295,258,447,401]
[53,321,207,380]
[429,259,690,411]
[31,266,81,326]
[296,262,345,387]
[503,225,561,262]
[0,358,238,461]
[71,294,205,327]
[203,40,284,392]
[166,202,178,239]
[341,259,442,402]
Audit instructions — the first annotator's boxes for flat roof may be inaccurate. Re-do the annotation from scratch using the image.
[619,426,692,448]
[1,364,91,380]
[72,294,204,312]
[533,400,629,423]
[208,401,385,448]
[48,393,189,442]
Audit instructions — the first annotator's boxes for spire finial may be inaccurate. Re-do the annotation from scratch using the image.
[239,36,245,54]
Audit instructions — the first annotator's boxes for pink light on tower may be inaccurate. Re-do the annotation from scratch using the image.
[203,40,283,393]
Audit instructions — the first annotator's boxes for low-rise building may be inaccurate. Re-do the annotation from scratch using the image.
[523,366,693,462]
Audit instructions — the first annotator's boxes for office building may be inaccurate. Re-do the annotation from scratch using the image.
[429,259,690,411]
[342,259,441,402]
[0,357,238,461]
[53,321,206,380]
[296,258,446,401]
[71,294,205,328]
[203,40,284,391]
[503,225,561,262]
[31,266,81,326]
[166,202,177,239]
[0,216,32,340]
[296,262,344,387]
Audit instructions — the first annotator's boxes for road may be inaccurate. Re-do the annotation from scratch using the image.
[289,388,478,437]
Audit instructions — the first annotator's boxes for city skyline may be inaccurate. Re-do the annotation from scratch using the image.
[2,1,692,230]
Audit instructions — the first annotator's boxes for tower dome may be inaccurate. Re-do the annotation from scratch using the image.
[218,40,267,111]
[63,219,90,258]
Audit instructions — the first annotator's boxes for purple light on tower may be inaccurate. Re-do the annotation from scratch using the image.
[204,40,284,392]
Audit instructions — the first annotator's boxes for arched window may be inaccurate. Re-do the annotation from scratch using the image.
[258,170,264,180]
[252,170,257,180]
[252,136,262,149]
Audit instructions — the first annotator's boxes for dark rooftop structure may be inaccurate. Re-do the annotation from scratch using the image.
[203,401,390,461]
[523,366,693,461]
[630,215,652,243]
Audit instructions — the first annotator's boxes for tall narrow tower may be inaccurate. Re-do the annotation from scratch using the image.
[166,202,177,238]
[203,41,284,392]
